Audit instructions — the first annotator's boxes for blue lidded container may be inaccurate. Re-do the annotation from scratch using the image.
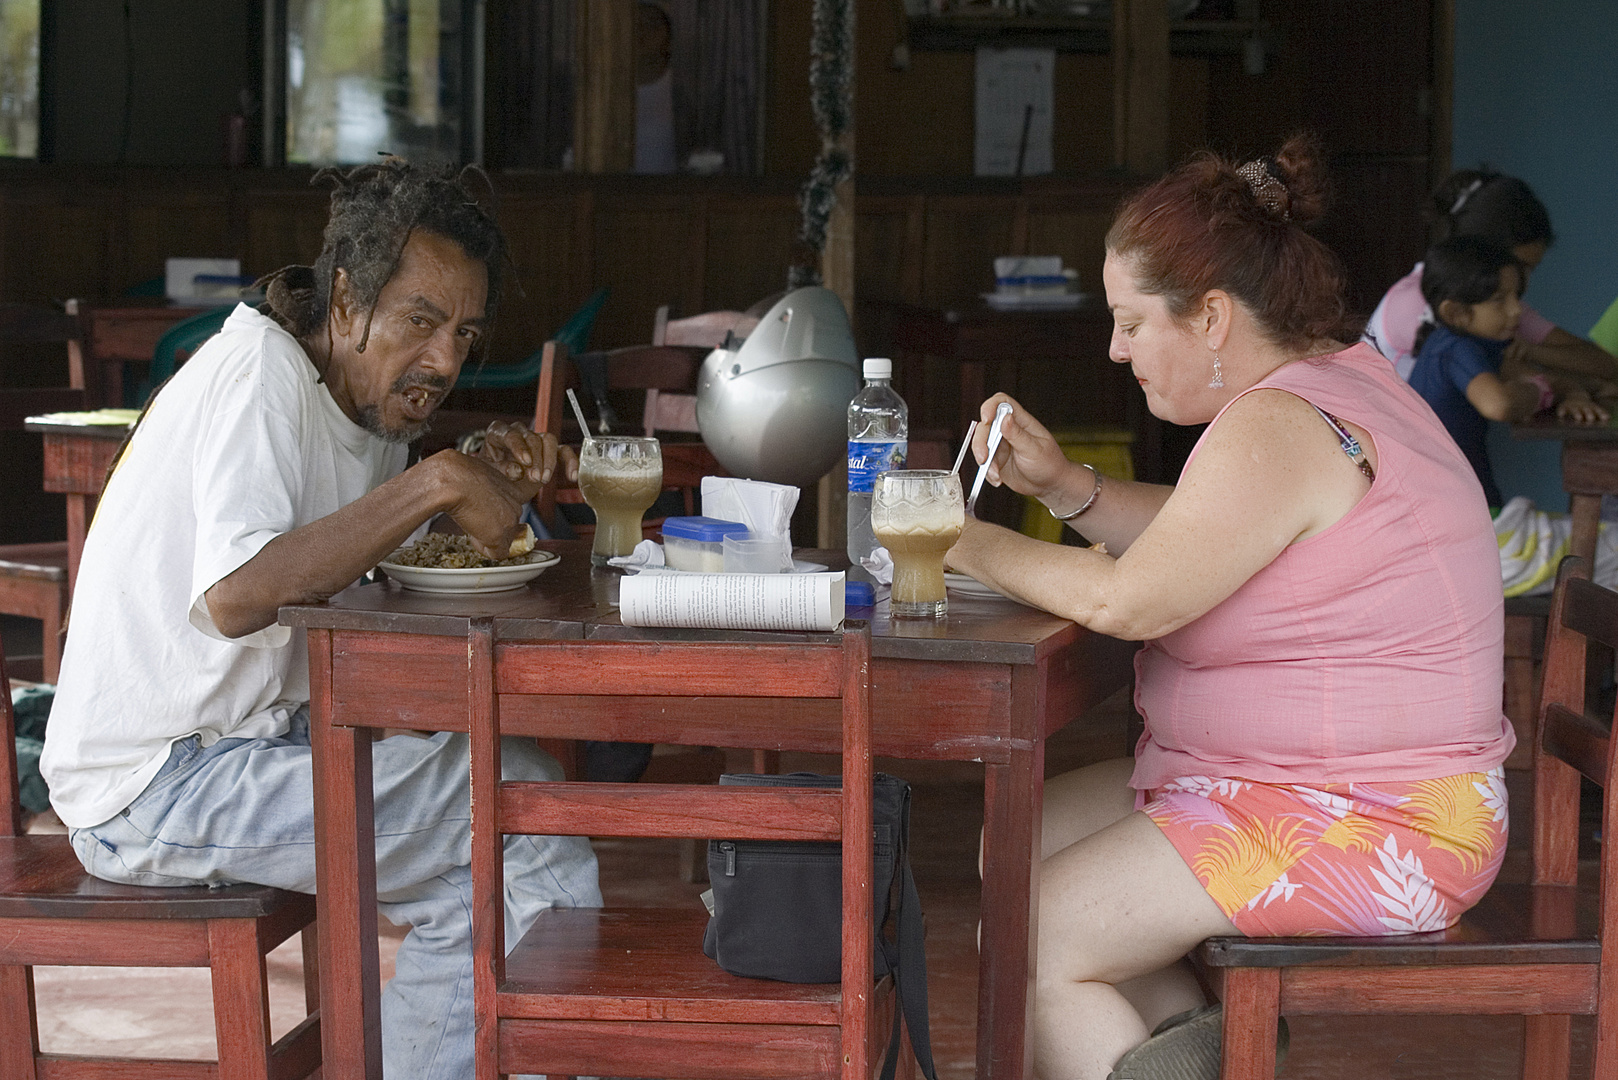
[661,516,750,572]
[844,580,875,609]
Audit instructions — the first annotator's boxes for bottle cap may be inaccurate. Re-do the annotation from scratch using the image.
[862,357,893,380]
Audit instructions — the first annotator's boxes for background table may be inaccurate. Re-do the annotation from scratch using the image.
[23,417,131,593]
[281,544,1139,1080]
[66,300,209,409]
[860,299,1164,484]
[1512,419,1618,562]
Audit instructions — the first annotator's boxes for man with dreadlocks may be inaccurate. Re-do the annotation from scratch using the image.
[40,160,600,1078]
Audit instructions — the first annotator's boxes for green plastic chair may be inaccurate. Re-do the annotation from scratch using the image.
[454,287,609,390]
[131,306,234,406]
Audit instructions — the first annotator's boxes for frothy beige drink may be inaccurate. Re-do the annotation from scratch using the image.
[578,437,662,564]
[873,513,964,610]
[871,470,965,618]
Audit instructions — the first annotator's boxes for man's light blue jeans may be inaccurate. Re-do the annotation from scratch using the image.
[69,707,601,1079]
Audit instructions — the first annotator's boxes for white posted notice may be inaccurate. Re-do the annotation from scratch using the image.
[618,572,846,631]
[975,47,1055,177]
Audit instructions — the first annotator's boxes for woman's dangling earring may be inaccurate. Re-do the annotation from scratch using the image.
[1209,352,1225,390]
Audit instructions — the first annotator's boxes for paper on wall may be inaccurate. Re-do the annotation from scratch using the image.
[975,47,1054,177]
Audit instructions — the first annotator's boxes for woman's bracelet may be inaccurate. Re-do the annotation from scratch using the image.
[1048,464,1102,521]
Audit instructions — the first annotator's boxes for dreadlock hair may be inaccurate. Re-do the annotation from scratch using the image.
[259,159,505,359]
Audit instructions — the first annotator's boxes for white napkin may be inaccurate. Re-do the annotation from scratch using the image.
[859,547,894,585]
[607,539,666,569]
[700,477,798,541]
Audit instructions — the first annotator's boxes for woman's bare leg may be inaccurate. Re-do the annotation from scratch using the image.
[1033,759,1237,1079]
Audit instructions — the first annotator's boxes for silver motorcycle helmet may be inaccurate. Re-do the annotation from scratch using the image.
[696,287,860,489]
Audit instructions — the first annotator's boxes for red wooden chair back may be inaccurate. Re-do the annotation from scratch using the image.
[466,619,885,1080]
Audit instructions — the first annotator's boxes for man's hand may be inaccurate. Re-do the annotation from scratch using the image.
[428,449,545,560]
[476,422,577,498]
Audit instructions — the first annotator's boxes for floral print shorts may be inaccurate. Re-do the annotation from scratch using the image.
[1140,769,1509,937]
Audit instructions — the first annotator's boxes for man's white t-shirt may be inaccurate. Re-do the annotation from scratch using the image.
[41,305,408,828]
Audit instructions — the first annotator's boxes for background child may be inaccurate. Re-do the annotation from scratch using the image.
[1408,235,1607,509]
[1365,170,1618,385]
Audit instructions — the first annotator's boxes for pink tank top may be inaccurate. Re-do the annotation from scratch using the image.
[1131,342,1515,790]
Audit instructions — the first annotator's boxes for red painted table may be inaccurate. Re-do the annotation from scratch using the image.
[280,543,1139,1080]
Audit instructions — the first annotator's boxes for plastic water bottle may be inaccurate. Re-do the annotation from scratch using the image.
[847,357,909,575]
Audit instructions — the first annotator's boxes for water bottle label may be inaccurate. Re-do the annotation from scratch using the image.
[847,440,907,493]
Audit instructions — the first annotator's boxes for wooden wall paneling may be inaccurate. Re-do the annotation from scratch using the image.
[1315,156,1434,324]
[589,192,702,347]
[852,196,918,307]
[701,193,799,313]
[1024,205,1114,305]
[486,192,582,363]
[497,191,576,342]
[243,189,328,280]
[1113,0,1171,174]
[0,182,120,302]
[122,186,235,295]
[763,0,819,180]
[573,0,637,174]
[920,195,1021,306]
[684,193,709,319]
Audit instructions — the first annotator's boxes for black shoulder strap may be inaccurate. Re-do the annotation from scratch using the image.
[880,783,937,1080]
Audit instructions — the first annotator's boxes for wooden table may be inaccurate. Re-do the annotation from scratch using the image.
[860,299,1163,483]
[280,544,1140,1080]
[66,300,210,408]
[1512,419,1618,562]
[22,417,131,593]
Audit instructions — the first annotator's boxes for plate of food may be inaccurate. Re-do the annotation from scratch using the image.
[945,572,1009,600]
[378,528,560,594]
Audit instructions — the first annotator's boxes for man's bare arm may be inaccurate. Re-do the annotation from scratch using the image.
[204,450,536,638]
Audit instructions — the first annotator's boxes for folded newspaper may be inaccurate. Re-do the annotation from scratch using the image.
[618,570,846,631]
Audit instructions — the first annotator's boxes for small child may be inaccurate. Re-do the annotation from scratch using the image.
[1408,235,1608,508]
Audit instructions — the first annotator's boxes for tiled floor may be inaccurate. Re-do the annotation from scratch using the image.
[18,684,1597,1077]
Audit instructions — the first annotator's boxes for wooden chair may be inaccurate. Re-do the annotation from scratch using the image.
[1197,555,1614,1080]
[466,618,895,1080]
[0,303,90,683]
[0,638,323,1078]
[533,338,722,539]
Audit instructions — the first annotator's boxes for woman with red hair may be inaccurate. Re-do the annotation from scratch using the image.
[948,136,1515,1080]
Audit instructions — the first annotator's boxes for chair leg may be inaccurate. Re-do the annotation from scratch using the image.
[209,919,274,1080]
[0,964,40,1078]
[1523,1014,1571,1080]
[41,598,62,685]
[1217,968,1279,1080]
[301,925,321,1015]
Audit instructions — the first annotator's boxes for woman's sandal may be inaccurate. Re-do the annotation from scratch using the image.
[1106,1003,1290,1080]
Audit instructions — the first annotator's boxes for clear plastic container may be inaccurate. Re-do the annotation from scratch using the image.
[661,516,750,572]
[722,534,793,574]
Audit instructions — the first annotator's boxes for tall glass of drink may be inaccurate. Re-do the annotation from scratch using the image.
[577,435,663,565]
[871,469,965,618]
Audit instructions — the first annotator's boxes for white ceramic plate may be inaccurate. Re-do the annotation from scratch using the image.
[378,549,561,594]
[945,572,1007,599]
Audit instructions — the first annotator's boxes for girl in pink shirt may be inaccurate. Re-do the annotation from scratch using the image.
[948,138,1515,1080]
[1363,169,1617,389]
